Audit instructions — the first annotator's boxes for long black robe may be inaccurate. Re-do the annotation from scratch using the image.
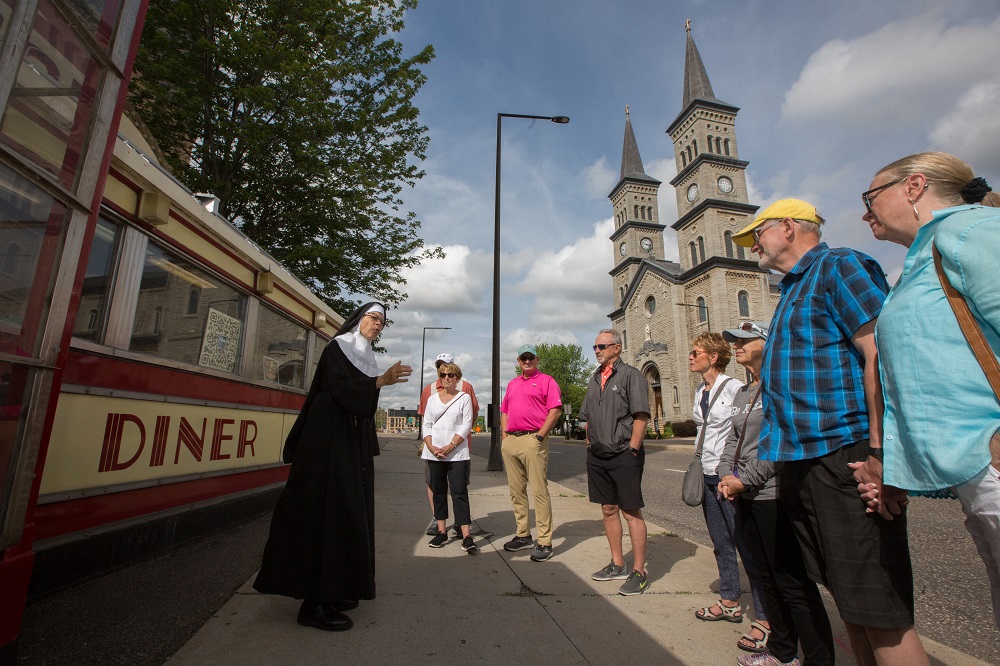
[253,340,380,602]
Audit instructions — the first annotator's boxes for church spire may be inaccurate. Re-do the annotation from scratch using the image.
[681,19,728,109]
[620,105,651,181]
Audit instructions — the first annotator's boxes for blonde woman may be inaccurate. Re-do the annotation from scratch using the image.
[421,362,477,552]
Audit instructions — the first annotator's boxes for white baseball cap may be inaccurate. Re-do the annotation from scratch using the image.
[435,353,454,366]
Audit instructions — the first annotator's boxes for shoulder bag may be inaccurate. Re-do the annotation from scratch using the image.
[933,245,1000,469]
[682,377,733,506]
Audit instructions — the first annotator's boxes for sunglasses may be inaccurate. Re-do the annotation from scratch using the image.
[861,178,903,215]
[592,343,619,351]
[518,355,536,362]
[439,372,456,378]
[738,322,767,338]
[689,350,706,358]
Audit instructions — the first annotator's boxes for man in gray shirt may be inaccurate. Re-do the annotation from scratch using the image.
[579,328,650,595]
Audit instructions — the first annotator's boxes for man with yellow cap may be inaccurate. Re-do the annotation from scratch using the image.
[733,200,929,665]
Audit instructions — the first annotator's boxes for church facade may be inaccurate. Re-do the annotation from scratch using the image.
[607,24,779,429]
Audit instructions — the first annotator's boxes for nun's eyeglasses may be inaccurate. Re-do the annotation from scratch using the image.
[363,313,386,325]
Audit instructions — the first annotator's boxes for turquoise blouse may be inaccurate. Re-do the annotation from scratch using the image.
[877,204,1000,491]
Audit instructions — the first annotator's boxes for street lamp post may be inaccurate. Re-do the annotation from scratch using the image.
[488,112,570,472]
[419,326,451,437]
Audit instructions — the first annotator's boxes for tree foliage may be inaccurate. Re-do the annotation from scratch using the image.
[515,343,595,414]
[129,0,440,314]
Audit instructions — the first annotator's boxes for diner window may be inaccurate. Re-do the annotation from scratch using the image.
[0,0,107,191]
[253,305,306,388]
[0,162,71,354]
[72,217,119,341]
[129,241,246,371]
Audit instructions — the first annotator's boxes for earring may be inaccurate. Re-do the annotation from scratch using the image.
[910,202,920,220]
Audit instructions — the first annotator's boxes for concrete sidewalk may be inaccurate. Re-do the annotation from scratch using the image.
[167,436,987,665]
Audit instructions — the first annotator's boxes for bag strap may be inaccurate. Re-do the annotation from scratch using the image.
[731,382,763,465]
[933,244,1000,399]
[694,377,733,457]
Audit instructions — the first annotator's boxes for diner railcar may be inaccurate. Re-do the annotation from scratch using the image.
[27,114,343,596]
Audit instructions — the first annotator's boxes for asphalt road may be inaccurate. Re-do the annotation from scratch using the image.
[546,439,1000,665]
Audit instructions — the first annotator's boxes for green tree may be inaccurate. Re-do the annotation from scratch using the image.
[129,0,440,313]
[515,343,594,415]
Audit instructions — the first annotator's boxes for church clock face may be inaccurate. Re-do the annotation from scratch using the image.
[619,242,628,256]
[640,237,653,252]
[717,176,734,193]
[686,183,698,202]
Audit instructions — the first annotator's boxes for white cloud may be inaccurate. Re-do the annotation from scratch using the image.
[930,79,1000,175]
[395,244,489,312]
[514,217,613,307]
[581,156,617,199]
[782,13,1000,129]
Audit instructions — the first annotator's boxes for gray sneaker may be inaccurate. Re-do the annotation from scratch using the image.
[591,562,629,581]
[618,570,649,595]
[529,545,553,561]
[425,518,438,536]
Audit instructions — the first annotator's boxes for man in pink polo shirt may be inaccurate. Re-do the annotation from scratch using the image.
[500,344,562,562]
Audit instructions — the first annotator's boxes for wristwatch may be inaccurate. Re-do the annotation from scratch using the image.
[868,447,884,462]
[534,434,544,442]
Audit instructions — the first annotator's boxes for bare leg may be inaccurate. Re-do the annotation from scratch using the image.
[602,504,625,566]
[622,508,647,574]
[461,525,471,538]
[844,621,928,666]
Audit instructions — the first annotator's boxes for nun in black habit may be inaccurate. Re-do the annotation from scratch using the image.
[253,302,412,631]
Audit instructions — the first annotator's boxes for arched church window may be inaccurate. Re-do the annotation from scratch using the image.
[623,330,628,350]
[673,385,679,405]
[690,241,698,266]
[697,236,706,263]
[620,285,626,304]
[640,206,646,220]
[724,139,730,156]
[686,145,692,162]
[634,204,639,219]
[737,243,746,260]
[707,135,713,153]
[724,232,734,258]
[681,152,687,168]
[697,296,707,323]
[716,137,721,153]
[645,295,656,315]
[692,139,698,155]
[738,291,750,318]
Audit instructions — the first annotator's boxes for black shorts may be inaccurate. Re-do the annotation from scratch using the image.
[779,439,915,629]
[426,459,470,486]
[586,446,644,510]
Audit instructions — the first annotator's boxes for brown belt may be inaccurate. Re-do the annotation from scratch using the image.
[506,430,538,437]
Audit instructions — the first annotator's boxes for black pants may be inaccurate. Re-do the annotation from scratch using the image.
[429,460,471,527]
[738,497,834,665]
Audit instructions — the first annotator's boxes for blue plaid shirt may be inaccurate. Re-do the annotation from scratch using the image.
[758,243,888,462]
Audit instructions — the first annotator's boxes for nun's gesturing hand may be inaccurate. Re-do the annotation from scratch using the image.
[376,361,413,388]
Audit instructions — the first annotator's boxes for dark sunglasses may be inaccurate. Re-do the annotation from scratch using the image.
[518,355,536,362]
[861,178,903,215]
[439,372,456,378]
[593,343,618,351]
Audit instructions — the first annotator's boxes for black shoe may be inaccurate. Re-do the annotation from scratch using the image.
[297,601,353,632]
[461,536,478,553]
[503,535,534,552]
[429,532,449,548]
[329,600,358,612]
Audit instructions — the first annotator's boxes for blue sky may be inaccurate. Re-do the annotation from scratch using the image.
[373,0,1000,410]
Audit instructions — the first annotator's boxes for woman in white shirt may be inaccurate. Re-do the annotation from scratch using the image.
[689,333,769,654]
[421,362,476,552]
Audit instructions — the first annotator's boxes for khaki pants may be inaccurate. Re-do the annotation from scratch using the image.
[501,433,553,545]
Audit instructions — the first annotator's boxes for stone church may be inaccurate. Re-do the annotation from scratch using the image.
[607,23,779,430]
